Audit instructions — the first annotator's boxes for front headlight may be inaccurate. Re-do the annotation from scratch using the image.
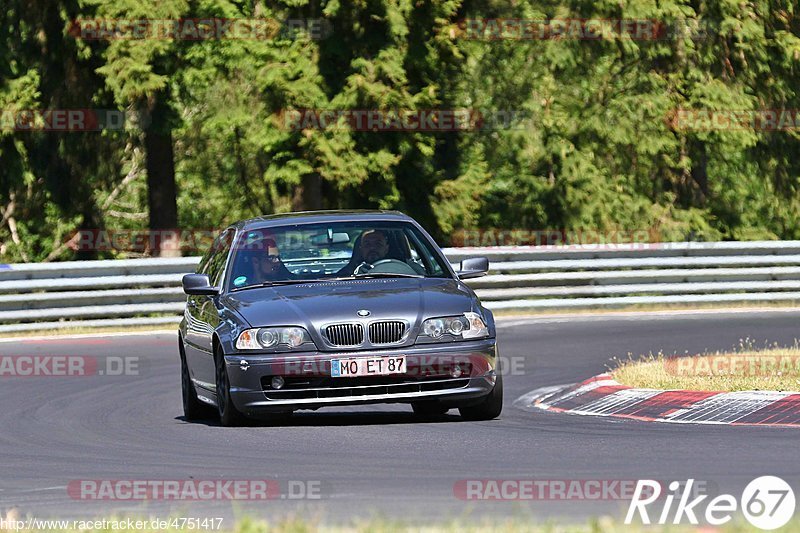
[417,312,489,342]
[236,326,315,351]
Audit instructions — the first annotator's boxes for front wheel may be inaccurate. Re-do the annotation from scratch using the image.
[458,373,503,421]
[215,348,248,427]
[180,338,213,421]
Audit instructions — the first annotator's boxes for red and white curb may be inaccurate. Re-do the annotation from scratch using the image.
[515,373,800,427]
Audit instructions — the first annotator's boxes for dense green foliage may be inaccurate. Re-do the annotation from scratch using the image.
[1,0,799,260]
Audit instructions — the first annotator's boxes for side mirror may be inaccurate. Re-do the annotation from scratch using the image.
[182,274,218,296]
[457,257,489,280]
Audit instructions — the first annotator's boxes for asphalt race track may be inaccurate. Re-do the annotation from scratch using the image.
[2,309,800,524]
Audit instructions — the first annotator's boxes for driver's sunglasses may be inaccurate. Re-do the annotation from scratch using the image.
[259,254,281,263]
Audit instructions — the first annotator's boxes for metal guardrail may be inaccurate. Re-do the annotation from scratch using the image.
[1,241,799,332]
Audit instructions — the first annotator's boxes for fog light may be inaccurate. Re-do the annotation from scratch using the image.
[271,376,285,390]
[451,365,463,378]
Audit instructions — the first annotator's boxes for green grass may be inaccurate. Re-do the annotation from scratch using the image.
[611,339,800,392]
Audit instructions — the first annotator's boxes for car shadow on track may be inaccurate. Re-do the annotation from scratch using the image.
[176,411,466,427]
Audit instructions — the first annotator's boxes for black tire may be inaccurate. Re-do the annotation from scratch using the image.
[215,346,248,427]
[180,338,212,421]
[412,401,450,417]
[458,373,503,421]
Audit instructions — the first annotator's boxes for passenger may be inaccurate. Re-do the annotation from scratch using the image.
[250,238,293,283]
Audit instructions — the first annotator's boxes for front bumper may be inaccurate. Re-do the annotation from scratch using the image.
[225,338,498,413]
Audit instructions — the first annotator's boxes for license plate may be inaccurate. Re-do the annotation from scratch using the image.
[330,356,406,377]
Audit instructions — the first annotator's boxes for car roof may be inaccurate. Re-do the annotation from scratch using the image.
[231,210,416,232]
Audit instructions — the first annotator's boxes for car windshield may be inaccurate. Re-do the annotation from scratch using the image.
[227,221,451,290]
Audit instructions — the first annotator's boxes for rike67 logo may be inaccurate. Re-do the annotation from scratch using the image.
[626,476,795,530]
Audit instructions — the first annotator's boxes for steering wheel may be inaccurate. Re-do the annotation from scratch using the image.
[353,261,374,275]
[354,259,395,274]
[354,259,417,276]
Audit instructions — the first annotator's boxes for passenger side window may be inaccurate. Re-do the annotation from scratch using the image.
[205,229,234,287]
[196,240,216,275]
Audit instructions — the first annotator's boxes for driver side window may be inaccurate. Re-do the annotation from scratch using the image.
[405,230,444,276]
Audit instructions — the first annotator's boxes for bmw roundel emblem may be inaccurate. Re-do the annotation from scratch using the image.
[357,309,371,317]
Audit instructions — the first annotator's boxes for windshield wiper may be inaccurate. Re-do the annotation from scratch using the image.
[231,274,423,291]
[231,279,328,291]
[353,272,424,279]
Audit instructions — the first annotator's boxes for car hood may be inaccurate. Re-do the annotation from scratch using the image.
[222,277,478,349]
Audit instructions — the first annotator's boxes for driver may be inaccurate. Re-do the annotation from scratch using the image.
[336,229,392,276]
[359,229,390,264]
